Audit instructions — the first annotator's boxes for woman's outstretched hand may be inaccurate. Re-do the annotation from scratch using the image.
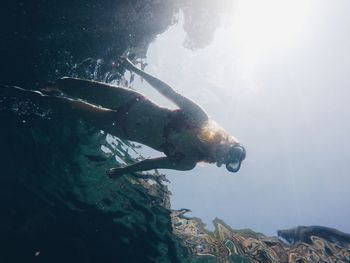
[106,167,126,179]
[117,56,136,71]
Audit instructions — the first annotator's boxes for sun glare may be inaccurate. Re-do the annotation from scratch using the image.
[205,0,313,91]
[232,0,311,55]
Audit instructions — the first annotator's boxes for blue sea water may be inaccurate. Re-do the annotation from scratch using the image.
[1,0,350,262]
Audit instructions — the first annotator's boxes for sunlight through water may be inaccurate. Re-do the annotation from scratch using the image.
[226,0,313,91]
[232,0,311,54]
[134,0,350,236]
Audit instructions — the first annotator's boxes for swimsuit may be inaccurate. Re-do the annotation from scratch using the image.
[161,109,198,160]
[115,100,204,161]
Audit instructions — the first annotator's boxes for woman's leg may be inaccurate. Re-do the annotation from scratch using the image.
[2,85,124,136]
[54,77,143,110]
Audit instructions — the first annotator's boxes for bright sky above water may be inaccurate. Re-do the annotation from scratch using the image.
[131,0,350,236]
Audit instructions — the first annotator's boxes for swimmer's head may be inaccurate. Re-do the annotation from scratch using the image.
[216,144,246,173]
[198,121,245,172]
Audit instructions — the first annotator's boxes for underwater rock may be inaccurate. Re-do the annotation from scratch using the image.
[172,214,350,263]
[179,0,235,50]
[277,226,350,247]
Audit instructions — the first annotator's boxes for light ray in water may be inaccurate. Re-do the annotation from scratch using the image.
[231,0,312,54]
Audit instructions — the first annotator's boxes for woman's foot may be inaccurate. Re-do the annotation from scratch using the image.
[39,82,63,96]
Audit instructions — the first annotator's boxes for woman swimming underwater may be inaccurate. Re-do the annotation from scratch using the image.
[4,58,246,177]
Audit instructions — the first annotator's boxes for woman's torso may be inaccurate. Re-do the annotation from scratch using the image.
[161,110,207,160]
[113,98,210,161]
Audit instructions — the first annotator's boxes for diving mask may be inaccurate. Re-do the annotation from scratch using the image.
[225,145,246,173]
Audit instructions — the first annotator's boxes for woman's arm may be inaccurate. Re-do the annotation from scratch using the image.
[107,156,196,179]
[119,57,209,125]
